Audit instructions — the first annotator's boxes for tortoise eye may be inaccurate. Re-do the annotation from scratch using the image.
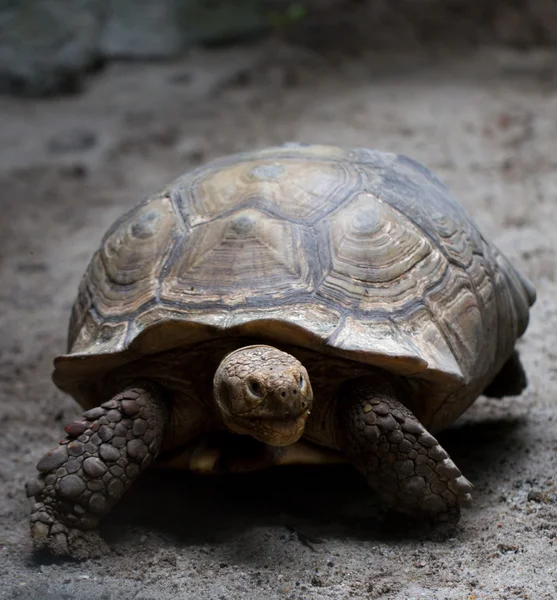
[248,379,264,398]
[299,375,306,391]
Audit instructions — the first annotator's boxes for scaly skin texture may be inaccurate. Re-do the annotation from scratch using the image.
[26,384,168,558]
[337,375,473,518]
[214,345,313,446]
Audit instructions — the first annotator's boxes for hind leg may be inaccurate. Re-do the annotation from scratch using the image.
[336,376,473,519]
[482,350,527,398]
[26,384,168,559]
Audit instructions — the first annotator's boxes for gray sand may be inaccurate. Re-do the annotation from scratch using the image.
[1,44,556,599]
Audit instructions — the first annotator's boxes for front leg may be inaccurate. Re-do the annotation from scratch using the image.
[26,383,168,559]
[337,376,473,519]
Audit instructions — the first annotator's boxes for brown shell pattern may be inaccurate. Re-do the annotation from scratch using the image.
[55,144,535,411]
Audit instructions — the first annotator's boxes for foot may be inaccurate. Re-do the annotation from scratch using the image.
[26,384,168,558]
[30,507,109,559]
[337,376,473,519]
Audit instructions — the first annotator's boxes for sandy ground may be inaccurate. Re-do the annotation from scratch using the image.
[1,42,556,600]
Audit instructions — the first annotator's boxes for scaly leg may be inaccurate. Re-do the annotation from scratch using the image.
[26,384,168,558]
[337,376,473,519]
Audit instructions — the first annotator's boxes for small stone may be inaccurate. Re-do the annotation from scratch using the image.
[127,439,148,461]
[64,420,88,437]
[106,410,121,422]
[83,407,105,420]
[58,475,86,498]
[68,441,85,457]
[121,400,140,416]
[37,446,69,473]
[133,419,147,436]
[99,444,120,462]
[83,457,108,478]
[25,478,45,498]
[89,494,107,514]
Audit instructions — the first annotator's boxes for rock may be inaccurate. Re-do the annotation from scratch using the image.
[0,0,271,97]
[0,0,103,97]
[99,0,268,59]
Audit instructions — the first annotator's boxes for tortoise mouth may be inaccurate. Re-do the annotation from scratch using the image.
[226,409,310,447]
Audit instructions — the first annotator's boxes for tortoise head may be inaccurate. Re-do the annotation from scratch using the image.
[213,345,313,446]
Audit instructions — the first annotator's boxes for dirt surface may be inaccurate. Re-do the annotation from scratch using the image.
[1,42,556,599]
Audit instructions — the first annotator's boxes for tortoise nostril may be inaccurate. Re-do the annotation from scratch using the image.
[281,391,286,398]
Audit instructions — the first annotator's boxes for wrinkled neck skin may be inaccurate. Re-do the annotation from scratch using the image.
[213,344,314,447]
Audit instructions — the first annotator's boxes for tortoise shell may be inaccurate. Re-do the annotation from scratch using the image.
[53,145,535,432]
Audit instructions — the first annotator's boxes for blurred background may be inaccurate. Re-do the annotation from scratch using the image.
[1,2,556,599]
[2,0,557,97]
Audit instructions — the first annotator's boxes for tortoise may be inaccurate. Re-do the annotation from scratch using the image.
[26,144,536,558]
